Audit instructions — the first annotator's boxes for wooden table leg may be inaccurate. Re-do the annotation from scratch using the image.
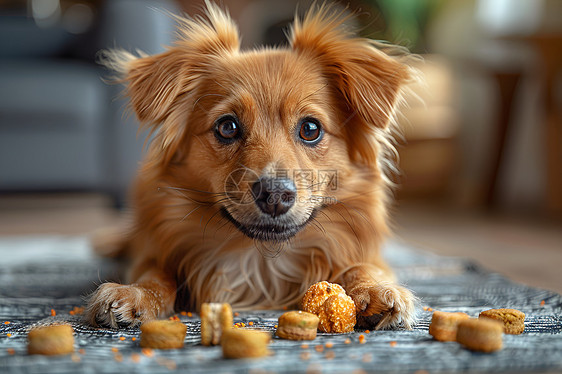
[486,72,521,208]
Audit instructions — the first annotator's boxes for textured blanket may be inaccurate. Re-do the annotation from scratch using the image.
[0,236,561,373]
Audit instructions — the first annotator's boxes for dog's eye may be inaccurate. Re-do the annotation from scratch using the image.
[298,118,323,145]
[215,116,241,144]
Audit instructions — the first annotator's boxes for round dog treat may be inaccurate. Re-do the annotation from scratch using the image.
[140,320,187,349]
[456,318,503,353]
[317,293,356,333]
[276,311,319,340]
[479,308,525,335]
[301,281,346,315]
[200,303,233,346]
[28,324,74,355]
[429,311,470,341]
[222,328,271,359]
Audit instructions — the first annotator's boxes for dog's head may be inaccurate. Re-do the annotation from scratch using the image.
[105,4,412,242]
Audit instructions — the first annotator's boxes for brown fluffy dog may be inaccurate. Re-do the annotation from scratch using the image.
[86,2,417,330]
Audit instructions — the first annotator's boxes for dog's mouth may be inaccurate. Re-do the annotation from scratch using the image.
[220,207,316,242]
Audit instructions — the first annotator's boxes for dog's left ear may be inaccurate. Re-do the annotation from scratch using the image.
[290,6,412,163]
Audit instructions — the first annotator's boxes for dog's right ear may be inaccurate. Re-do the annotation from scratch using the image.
[99,49,185,124]
[100,2,240,125]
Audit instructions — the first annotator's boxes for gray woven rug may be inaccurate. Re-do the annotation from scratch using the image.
[0,236,561,373]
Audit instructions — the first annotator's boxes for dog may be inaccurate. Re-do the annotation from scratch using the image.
[86,2,417,330]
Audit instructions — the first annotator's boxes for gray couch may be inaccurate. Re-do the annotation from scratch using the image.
[0,0,178,206]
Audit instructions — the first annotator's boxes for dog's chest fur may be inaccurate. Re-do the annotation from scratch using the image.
[173,235,333,310]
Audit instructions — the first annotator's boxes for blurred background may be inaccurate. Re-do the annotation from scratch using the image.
[0,0,561,292]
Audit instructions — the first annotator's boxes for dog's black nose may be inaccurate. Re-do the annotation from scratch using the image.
[252,177,297,218]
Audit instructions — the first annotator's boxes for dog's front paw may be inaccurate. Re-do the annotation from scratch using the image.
[347,281,417,330]
[85,283,160,328]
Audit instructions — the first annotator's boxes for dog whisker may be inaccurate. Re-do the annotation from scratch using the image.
[202,206,229,238]
[253,240,286,259]
[180,205,204,222]
[330,198,377,234]
[159,186,212,205]
[162,185,228,196]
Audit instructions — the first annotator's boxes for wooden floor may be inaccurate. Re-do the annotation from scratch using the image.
[0,193,560,294]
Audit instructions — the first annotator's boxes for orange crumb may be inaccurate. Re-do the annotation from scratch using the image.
[325,342,334,349]
[390,341,397,347]
[248,322,254,326]
[131,353,141,363]
[282,306,288,310]
[314,345,324,353]
[7,348,15,355]
[132,337,137,342]
[364,330,370,334]
[6,333,12,337]
[69,307,80,315]
[325,351,335,360]
[274,325,278,329]
[168,315,180,321]
[187,312,193,317]
[119,336,126,341]
[114,353,123,362]
[300,352,310,361]
[428,307,433,312]
[4,321,10,325]
[301,344,309,349]
[71,354,81,363]
[234,312,239,317]
[358,335,366,344]
[423,306,429,311]
[50,309,56,316]
[180,311,187,316]
[344,339,351,344]
[111,347,119,353]
[79,349,85,355]
[142,348,154,357]
[541,300,546,306]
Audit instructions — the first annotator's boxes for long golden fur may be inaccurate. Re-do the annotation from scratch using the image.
[86,2,417,330]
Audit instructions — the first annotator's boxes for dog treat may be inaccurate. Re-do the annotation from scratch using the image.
[479,308,525,335]
[221,328,271,359]
[276,311,319,340]
[200,303,233,346]
[301,281,347,315]
[317,293,356,333]
[301,281,356,333]
[27,324,75,355]
[429,310,470,341]
[140,320,187,349]
[456,318,503,353]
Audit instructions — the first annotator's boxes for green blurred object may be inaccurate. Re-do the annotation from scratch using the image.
[361,0,445,52]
